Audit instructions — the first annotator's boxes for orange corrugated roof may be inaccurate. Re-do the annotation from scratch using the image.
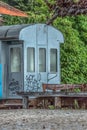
[0,1,28,17]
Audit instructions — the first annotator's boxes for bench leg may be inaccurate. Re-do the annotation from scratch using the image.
[22,96,28,109]
[54,97,61,109]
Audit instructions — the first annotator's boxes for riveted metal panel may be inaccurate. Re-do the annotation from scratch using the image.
[36,24,47,45]
[19,25,36,44]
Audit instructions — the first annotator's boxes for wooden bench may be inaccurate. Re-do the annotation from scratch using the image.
[42,84,66,92]
[42,84,87,92]
[16,84,87,109]
[16,91,63,109]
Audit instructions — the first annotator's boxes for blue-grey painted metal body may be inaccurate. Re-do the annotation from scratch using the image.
[0,23,64,98]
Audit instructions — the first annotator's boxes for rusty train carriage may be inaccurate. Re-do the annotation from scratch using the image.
[0,24,64,99]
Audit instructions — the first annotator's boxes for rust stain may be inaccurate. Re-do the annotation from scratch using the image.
[0,1,28,17]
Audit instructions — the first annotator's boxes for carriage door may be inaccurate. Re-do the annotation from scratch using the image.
[26,46,47,91]
[8,44,23,97]
[38,46,47,87]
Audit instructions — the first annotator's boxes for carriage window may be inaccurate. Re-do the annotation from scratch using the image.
[10,47,21,72]
[39,48,46,72]
[50,49,57,72]
[27,47,35,72]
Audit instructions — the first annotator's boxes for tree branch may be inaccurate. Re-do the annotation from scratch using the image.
[46,0,87,25]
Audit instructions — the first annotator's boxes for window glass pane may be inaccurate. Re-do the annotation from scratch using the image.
[50,49,57,72]
[27,47,35,72]
[39,48,46,72]
[10,47,21,72]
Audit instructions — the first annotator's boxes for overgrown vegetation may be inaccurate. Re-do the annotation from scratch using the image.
[3,0,87,84]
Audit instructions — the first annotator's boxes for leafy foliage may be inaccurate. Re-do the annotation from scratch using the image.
[2,0,87,84]
[54,16,87,83]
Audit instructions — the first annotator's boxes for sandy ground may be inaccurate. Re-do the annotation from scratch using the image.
[0,109,87,130]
